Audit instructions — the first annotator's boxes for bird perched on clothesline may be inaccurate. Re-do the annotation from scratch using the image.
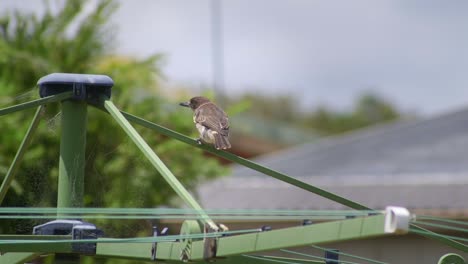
[180,96,231,150]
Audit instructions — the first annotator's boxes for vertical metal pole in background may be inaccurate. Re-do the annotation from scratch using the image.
[57,100,87,209]
[211,0,225,105]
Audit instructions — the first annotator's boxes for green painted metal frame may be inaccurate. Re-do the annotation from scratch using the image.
[0,91,73,117]
[241,255,323,264]
[0,89,465,264]
[118,110,369,211]
[0,106,43,204]
[0,91,74,205]
[409,225,468,253]
[90,106,380,218]
[55,99,88,263]
[93,214,390,262]
[57,100,87,210]
[0,235,73,253]
[114,109,468,253]
[0,252,42,263]
[103,98,218,231]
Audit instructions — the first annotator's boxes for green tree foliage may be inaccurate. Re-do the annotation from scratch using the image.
[303,93,401,135]
[224,92,401,137]
[0,0,226,241]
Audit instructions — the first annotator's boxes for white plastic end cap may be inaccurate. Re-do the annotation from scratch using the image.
[384,206,410,234]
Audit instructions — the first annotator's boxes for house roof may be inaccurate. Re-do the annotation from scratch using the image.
[227,114,318,158]
[198,107,468,213]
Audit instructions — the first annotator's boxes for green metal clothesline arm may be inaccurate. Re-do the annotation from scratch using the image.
[94,214,391,261]
[0,91,73,117]
[409,224,468,253]
[113,110,468,253]
[0,252,41,264]
[117,110,370,211]
[0,106,43,205]
[102,98,219,231]
[0,89,462,262]
[241,255,323,264]
[0,235,73,253]
[2,213,462,262]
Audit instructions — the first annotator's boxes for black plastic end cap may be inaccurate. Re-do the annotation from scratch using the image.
[38,73,114,104]
[33,219,104,255]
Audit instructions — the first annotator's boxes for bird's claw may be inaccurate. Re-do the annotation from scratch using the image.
[195,138,202,145]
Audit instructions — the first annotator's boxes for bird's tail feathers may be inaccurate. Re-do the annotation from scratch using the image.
[214,134,231,150]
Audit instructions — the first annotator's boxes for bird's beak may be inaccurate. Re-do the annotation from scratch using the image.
[179,101,190,107]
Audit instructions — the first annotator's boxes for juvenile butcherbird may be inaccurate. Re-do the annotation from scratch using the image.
[180,96,231,150]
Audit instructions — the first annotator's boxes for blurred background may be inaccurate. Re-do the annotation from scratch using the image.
[0,0,467,263]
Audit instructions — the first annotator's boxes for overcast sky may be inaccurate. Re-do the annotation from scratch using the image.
[2,0,468,115]
[114,0,468,115]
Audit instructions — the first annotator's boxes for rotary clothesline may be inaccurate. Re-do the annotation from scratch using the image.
[1,209,467,246]
[0,84,467,264]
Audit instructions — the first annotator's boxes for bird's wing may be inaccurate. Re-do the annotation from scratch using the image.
[195,104,229,136]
